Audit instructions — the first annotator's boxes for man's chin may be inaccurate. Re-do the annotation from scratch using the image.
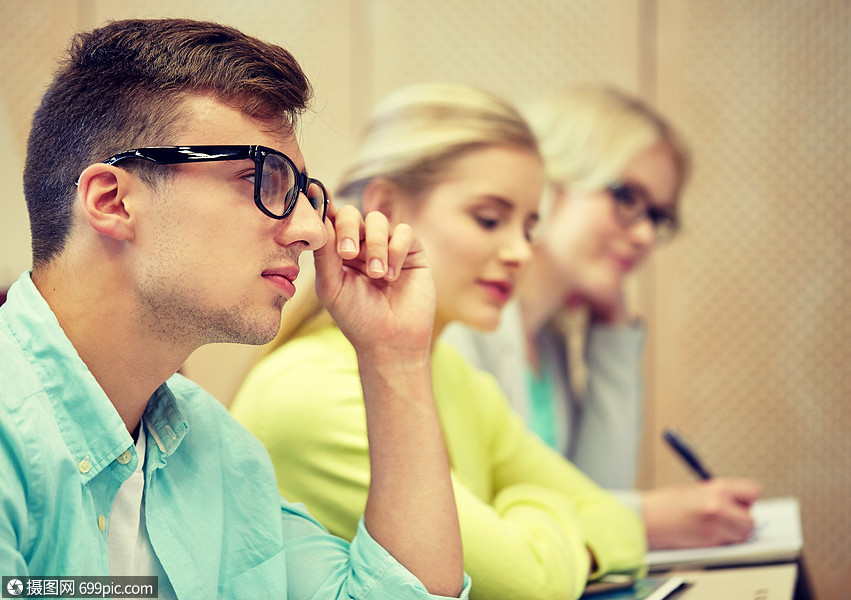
[205,318,282,347]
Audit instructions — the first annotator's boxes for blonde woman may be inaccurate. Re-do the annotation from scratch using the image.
[231,83,646,600]
[444,85,762,550]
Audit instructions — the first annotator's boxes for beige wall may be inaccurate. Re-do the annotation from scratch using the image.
[1,1,848,597]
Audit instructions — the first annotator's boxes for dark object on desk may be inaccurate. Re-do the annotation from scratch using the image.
[794,556,815,600]
[582,574,635,596]
[663,428,713,480]
[581,576,688,600]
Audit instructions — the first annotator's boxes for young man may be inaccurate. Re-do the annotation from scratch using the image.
[0,18,466,599]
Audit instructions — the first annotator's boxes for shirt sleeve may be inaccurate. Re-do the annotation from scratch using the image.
[459,371,647,600]
[278,503,471,600]
[0,417,29,577]
[570,322,646,489]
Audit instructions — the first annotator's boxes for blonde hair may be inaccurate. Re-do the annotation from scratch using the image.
[336,82,539,207]
[526,85,690,400]
[525,85,689,215]
[270,82,539,350]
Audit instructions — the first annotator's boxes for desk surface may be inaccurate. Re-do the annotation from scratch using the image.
[670,563,798,600]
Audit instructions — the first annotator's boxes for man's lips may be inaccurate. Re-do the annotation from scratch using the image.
[262,266,300,298]
[478,279,514,304]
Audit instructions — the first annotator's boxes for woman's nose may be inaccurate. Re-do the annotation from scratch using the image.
[500,228,533,267]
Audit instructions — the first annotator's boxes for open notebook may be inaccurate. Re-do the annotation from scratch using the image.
[646,497,803,571]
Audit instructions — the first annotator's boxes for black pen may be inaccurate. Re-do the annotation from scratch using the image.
[663,428,713,480]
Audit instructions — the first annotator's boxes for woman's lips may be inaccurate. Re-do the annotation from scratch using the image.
[478,279,514,304]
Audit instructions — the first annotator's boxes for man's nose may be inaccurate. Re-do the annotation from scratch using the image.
[275,192,328,250]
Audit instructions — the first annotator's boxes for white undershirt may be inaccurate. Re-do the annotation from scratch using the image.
[106,421,177,599]
[108,420,155,577]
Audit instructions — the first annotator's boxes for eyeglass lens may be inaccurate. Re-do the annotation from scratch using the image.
[260,152,326,219]
[609,183,676,240]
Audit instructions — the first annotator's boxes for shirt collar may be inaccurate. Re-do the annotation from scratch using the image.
[3,271,189,479]
[145,381,190,460]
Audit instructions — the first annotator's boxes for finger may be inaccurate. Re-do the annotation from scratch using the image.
[385,223,417,281]
[363,211,390,278]
[334,204,364,260]
[711,477,762,508]
[717,504,756,544]
[727,478,763,506]
[313,215,341,296]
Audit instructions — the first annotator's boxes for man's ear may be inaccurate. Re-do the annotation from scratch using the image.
[75,164,136,241]
[362,178,409,225]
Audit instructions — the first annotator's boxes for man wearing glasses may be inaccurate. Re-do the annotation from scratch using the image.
[0,18,467,600]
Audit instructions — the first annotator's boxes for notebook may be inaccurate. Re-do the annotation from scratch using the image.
[645,497,803,571]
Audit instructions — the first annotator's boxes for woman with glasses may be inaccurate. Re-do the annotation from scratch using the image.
[230,82,646,600]
[444,84,763,551]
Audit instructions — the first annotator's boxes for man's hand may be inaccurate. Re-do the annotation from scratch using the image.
[642,478,763,549]
[314,204,435,359]
[311,203,463,596]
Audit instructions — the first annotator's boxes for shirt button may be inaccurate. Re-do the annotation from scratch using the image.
[98,515,106,531]
[117,449,132,465]
[78,458,91,474]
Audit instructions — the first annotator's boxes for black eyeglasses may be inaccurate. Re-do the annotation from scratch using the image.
[90,145,328,221]
[605,181,678,242]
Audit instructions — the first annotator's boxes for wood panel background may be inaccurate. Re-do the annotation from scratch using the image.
[0,1,847,597]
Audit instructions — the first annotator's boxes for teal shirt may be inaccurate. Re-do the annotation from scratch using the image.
[0,272,470,599]
[524,364,558,450]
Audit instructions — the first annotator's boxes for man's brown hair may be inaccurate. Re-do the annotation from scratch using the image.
[24,18,311,268]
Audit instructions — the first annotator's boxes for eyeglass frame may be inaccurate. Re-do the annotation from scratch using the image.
[605,181,679,242]
[78,145,328,222]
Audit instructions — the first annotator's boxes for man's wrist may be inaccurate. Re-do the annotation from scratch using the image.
[355,345,431,371]
[357,349,432,400]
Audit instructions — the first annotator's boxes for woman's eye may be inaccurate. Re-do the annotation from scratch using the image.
[615,190,637,207]
[475,215,500,230]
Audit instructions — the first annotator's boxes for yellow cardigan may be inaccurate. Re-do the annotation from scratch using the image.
[231,325,646,600]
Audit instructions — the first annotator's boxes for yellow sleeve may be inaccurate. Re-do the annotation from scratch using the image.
[232,330,646,600]
[434,343,647,600]
[489,387,646,576]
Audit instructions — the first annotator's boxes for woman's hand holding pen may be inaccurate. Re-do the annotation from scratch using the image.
[641,478,763,550]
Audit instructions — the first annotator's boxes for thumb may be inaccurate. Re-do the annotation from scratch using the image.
[313,217,342,300]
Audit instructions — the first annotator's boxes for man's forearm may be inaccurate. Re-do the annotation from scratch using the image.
[358,350,464,597]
